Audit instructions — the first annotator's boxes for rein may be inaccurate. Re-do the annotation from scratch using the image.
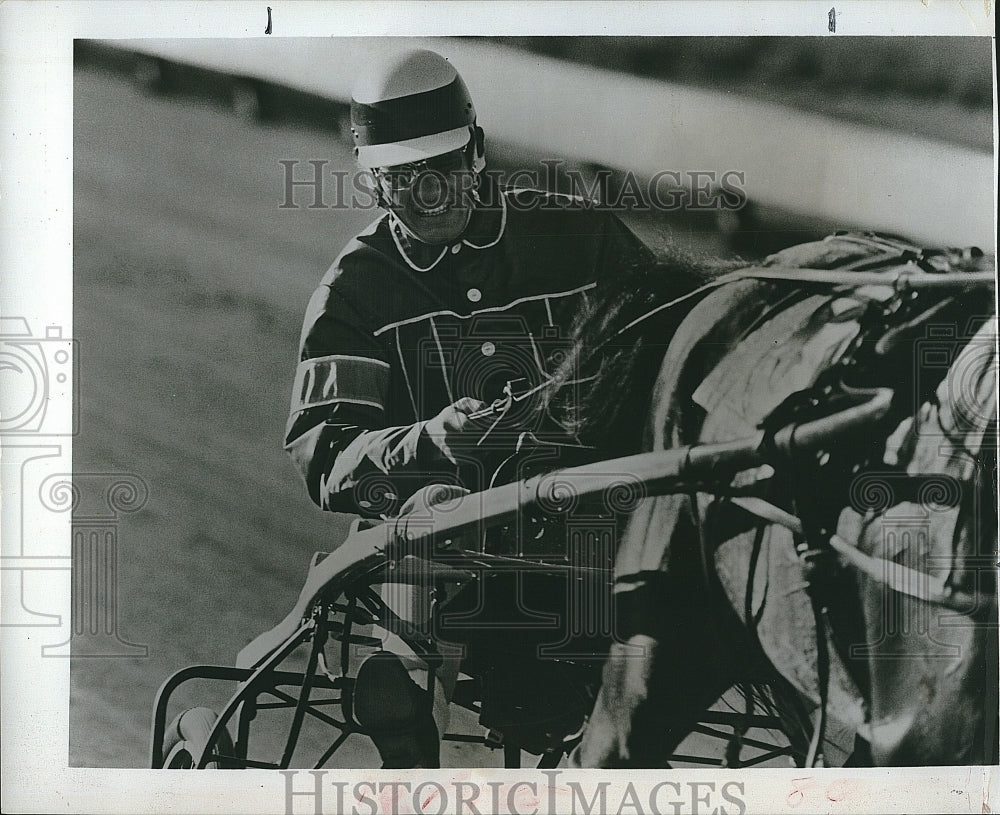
[468,373,599,451]
[614,265,995,338]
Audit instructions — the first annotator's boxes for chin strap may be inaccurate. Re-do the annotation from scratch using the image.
[462,190,507,250]
[388,214,449,273]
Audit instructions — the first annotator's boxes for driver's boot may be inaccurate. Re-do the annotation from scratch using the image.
[352,651,441,769]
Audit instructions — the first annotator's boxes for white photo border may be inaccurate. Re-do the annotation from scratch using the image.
[1,2,997,813]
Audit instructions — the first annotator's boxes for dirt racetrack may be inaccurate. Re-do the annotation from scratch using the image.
[72,61,781,769]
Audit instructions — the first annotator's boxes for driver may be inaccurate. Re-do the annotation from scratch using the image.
[284,47,652,768]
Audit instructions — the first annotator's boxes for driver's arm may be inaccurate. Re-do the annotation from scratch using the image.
[284,275,461,516]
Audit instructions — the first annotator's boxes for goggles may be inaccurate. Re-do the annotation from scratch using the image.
[374,143,474,196]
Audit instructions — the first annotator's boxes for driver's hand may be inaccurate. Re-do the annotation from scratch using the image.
[423,396,487,463]
[399,483,471,517]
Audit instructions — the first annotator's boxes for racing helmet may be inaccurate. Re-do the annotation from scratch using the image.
[351,49,484,172]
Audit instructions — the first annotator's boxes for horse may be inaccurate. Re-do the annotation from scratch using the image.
[542,232,998,767]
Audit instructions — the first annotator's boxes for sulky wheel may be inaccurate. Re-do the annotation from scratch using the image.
[162,707,237,769]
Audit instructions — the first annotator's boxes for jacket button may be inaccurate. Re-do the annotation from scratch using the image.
[467,288,482,303]
[480,341,496,357]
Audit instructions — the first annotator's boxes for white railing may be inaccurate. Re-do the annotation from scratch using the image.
[116,37,995,250]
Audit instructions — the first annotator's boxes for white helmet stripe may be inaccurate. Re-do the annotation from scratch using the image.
[355,125,472,169]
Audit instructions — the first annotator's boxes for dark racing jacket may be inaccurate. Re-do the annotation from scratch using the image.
[284,186,652,517]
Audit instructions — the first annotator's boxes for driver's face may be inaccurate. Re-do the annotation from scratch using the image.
[378,146,476,246]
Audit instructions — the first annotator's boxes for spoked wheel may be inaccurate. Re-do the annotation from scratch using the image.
[659,678,816,769]
[162,707,237,769]
[150,573,431,770]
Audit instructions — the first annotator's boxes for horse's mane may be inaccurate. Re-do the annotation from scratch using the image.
[546,247,740,455]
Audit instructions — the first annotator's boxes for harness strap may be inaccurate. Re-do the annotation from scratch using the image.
[826,533,976,614]
[729,496,978,613]
[804,590,830,768]
[728,265,995,288]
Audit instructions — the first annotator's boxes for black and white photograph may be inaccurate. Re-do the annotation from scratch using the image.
[2,2,997,813]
